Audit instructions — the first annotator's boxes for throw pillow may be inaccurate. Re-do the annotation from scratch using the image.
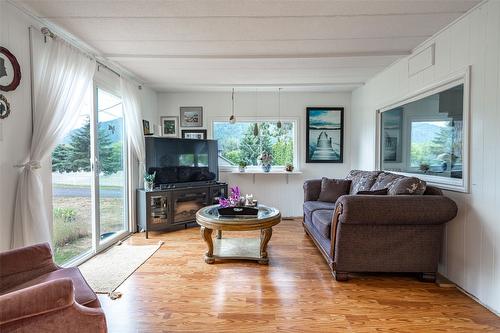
[387,177,426,195]
[318,178,351,203]
[356,188,388,195]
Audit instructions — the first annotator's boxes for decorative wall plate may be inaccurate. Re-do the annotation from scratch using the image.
[0,94,11,119]
[0,47,22,92]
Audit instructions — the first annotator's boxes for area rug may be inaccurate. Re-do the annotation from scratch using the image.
[79,241,163,294]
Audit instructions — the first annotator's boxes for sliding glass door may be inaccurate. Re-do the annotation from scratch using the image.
[51,84,129,265]
[95,87,128,246]
[51,89,94,264]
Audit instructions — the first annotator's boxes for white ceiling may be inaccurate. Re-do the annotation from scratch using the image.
[17,0,480,92]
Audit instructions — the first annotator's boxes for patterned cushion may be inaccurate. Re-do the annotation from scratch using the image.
[345,170,382,194]
[387,177,426,195]
[370,172,404,191]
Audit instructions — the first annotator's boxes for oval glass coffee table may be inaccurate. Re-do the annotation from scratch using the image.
[196,205,281,264]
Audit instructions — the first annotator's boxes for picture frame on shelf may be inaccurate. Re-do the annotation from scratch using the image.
[181,129,207,140]
[180,106,203,127]
[160,116,179,137]
[142,119,152,135]
[306,107,344,163]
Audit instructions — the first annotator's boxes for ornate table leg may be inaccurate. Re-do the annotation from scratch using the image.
[259,227,273,264]
[200,226,215,264]
[216,229,222,239]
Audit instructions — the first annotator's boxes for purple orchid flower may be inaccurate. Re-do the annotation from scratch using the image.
[218,186,241,208]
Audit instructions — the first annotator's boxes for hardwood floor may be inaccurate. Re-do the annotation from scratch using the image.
[98,219,499,333]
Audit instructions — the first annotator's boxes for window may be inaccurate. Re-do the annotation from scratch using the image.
[380,79,467,192]
[213,119,297,169]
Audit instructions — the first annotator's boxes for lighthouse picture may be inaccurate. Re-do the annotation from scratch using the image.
[306,107,344,163]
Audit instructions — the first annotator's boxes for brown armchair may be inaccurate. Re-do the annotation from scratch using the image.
[0,243,107,333]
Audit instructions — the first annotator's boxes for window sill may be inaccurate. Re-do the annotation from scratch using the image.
[220,168,302,184]
[230,170,302,175]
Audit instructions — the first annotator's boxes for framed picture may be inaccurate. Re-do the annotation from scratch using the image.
[181,129,207,140]
[381,109,403,162]
[0,94,11,119]
[142,120,152,135]
[306,107,344,163]
[0,47,21,92]
[160,116,179,137]
[180,106,203,127]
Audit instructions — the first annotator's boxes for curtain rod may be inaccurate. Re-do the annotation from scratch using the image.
[11,0,146,85]
[28,23,143,90]
[39,26,121,78]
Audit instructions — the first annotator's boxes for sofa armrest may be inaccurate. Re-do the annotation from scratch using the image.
[0,278,74,325]
[0,243,58,291]
[303,179,322,202]
[336,195,458,225]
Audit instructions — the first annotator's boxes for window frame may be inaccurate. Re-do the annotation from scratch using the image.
[210,116,300,172]
[376,67,470,193]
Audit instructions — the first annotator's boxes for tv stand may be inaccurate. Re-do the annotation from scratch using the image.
[137,182,228,238]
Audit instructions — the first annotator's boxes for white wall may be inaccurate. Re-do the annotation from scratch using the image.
[0,1,159,249]
[0,1,36,250]
[157,91,352,216]
[351,0,500,313]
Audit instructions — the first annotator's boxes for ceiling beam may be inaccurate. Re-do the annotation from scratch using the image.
[106,51,410,60]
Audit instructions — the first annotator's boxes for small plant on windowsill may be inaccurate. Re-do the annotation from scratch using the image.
[144,172,156,191]
[419,163,430,174]
[238,160,248,172]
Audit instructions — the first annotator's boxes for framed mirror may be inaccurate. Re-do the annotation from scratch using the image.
[0,47,22,92]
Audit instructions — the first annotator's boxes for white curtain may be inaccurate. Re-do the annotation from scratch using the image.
[120,77,146,184]
[12,36,96,248]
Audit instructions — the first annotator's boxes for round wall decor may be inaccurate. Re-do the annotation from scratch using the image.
[0,94,11,119]
[0,47,22,92]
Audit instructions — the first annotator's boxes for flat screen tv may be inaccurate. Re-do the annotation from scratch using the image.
[145,137,219,186]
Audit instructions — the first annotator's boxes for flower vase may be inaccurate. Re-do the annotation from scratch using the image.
[262,164,271,173]
[145,181,154,191]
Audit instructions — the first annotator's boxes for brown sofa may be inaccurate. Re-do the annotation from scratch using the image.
[303,170,458,282]
[0,243,107,333]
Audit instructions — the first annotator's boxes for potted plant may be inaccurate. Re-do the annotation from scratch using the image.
[238,160,247,173]
[259,152,273,173]
[419,162,430,174]
[144,172,156,191]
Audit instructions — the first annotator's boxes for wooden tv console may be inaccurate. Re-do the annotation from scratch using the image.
[137,182,228,238]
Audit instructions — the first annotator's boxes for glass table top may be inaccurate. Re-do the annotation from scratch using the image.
[199,204,280,221]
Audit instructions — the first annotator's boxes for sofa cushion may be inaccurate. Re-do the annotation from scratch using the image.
[303,201,336,222]
[318,178,351,203]
[370,172,404,191]
[346,170,382,194]
[356,188,388,195]
[311,210,334,239]
[2,267,97,307]
[387,177,426,195]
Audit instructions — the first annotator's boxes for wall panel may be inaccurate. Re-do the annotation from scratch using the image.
[350,0,500,313]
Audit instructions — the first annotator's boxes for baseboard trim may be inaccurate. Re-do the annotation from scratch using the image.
[436,273,456,288]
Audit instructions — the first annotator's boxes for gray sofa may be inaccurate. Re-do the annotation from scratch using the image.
[303,170,458,281]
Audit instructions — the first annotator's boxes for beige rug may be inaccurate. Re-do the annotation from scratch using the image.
[79,241,163,294]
